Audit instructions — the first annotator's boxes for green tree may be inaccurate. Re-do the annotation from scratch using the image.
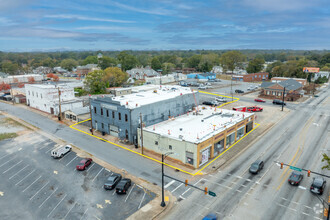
[103,67,128,87]
[60,59,78,71]
[117,51,138,71]
[82,56,98,65]
[187,55,202,69]
[99,56,118,70]
[219,51,246,73]
[162,63,176,75]
[41,58,57,68]
[137,54,151,67]
[1,61,19,75]
[197,53,219,72]
[84,70,106,94]
[246,58,265,73]
[322,154,330,170]
[151,57,162,70]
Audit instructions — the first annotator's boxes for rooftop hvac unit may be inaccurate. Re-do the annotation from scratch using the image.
[179,135,183,139]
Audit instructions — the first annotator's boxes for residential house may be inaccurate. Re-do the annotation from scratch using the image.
[126,67,159,80]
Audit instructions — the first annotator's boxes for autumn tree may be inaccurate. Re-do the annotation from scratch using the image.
[0,83,11,91]
[84,70,106,94]
[103,67,128,87]
[28,76,35,83]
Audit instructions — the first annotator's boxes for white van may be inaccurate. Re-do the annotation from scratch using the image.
[51,145,72,158]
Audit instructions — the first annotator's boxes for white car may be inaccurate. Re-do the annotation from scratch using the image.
[51,144,72,158]
[198,86,207,90]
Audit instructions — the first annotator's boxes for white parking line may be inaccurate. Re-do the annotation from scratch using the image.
[45,147,53,154]
[302,212,309,216]
[182,188,191,196]
[9,165,29,180]
[298,186,306,190]
[66,156,77,166]
[0,153,11,160]
[22,175,41,192]
[86,163,95,171]
[171,183,183,193]
[63,202,76,220]
[47,194,67,218]
[3,160,22,174]
[39,143,49,150]
[0,157,16,168]
[125,184,135,202]
[138,191,146,209]
[39,187,58,208]
[80,208,88,220]
[59,151,71,161]
[92,168,104,182]
[29,181,49,200]
[15,169,36,186]
[165,180,175,189]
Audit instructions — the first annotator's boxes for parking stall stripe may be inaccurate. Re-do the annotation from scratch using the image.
[0,157,16,168]
[9,165,29,180]
[45,147,53,154]
[3,160,22,174]
[39,187,58,208]
[47,193,67,218]
[92,168,104,182]
[86,163,95,171]
[0,153,11,160]
[138,191,146,209]
[80,208,88,220]
[59,151,72,161]
[22,175,42,192]
[125,184,135,202]
[15,169,36,186]
[165,180,175,189]
[29,181,49,200]
[66,156,77,166]
[63,202,76,220]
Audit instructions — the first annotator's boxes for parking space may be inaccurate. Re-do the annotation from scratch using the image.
[0,132,155,220]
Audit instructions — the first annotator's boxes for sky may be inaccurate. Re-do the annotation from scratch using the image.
[0,0,329,52]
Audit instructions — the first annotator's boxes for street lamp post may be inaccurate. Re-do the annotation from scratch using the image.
[161,152,173,207]
[314,194,330,220]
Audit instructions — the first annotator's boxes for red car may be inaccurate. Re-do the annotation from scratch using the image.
[254,98,266,103]
[247,106,263,112]
[76,158,93,170]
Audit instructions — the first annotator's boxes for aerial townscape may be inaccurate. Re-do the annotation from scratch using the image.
[0,1,330,220]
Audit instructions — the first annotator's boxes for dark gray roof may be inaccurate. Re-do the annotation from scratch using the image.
[260,82,274,88]
[279,79,302,91]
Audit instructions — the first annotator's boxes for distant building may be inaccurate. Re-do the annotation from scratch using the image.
[145,73,187,85]
[314,71,330,80]
[187,73,216,80]
[211,66,223,74]
[232,72,269,82]
[0,74,43,84]
[33,66,53,75]
[261,78,303,101]
[53,67,68,74]
[271,77,307,86]
[76,64,99,76]
[126,67,159,80]
[64,106,90,122]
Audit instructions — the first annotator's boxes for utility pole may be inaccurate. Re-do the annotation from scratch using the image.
[58,87,62,121]
[281,87,285,112]
[161,154,165,207]
[10,83,14,105]
[140,113,144,155]
[231,71,233,101]
[89,95,93,135]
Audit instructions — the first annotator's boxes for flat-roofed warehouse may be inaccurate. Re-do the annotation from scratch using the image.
[139,107,255,168]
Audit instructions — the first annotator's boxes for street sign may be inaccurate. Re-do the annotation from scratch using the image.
[290,166,302,172]
[208,191,216,197]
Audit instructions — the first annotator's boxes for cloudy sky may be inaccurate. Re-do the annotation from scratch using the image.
[0,0,329,51]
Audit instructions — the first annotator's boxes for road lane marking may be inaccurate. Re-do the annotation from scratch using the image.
[138,191,146,209]
[302,212,310,216]
[304,205,313,209]
[29,181,49,200]
[105,200,111,204]
[63,202,76,220]
[165,180,175,189]
[80,208,88,220]
[3,160,22,174]
[96,204,103,209]
[22,175,41,192]
[236,176,242,179]
[15,169,35,186]
[298,186,306,190]
[9,165,29,180]
[171,183,183,193]
[39,187,58,208]
[179,195,186,200]
[66,156,77,166]
[47,194,67,218]
[125,184,135,202]
[92,168,104,182]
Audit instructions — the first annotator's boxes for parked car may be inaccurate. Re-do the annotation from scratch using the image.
[247,106,263,112]
[216,97,227,103]
[288,171,303,185]
[198,85,207,90]
[235,89,244,93]
[249,160,264,174]
[104,173,122,190]
[273,99,286,105]
[203,101,219,106]
[202,213,217,220]
[214,79,221,82]
[254,98,266,103]
[76,158,93,171]
[116,178,132,194]
[51,145,72,158]
[310,177,326,195]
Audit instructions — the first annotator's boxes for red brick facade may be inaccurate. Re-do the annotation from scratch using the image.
[232,72,269,82]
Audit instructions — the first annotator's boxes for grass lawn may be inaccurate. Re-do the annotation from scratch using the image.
[0,133,18,141]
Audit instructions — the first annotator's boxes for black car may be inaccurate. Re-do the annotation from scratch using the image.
[104,173,122,190]
[203,101,219,106]
[310,177,326,195]
[235,89,244,93]
[273,99,286,105]
[116,178,132,194]
[288,171,303,185]
[249,160,264,174]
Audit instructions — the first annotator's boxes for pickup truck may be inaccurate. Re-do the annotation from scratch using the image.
[51,144,72,158]
[247,106,263,112]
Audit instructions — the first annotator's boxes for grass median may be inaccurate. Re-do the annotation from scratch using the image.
[0,132,18,141]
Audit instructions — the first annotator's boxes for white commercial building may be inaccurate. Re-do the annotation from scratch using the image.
[0,74,43,84]
[25,84,83,115]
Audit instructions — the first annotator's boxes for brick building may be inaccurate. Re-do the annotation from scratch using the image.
[232,72,269,82]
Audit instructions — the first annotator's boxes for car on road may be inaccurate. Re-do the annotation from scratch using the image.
[198,85,207,90]
[247,106,263,112]
[76,158,93,171]
[273,99,286,105]
[249,160,264,174]
[288,171,303,185]
[104,173,122,190]
[310,177,326,195]
[202,213,217,220]
[254,98,266,103]
[51,144,72,158]
[235,89,244,93]
[116,178,132,194]
[216,97,227,103]
[203,101,219,106]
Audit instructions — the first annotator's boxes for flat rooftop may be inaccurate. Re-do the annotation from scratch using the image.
[144,107,254,143]
[97,85,197,109]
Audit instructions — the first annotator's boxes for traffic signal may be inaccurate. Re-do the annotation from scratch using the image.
[280,162,283,169]
[185,179,188,187]
[307,170,311,177]
[205,187,208,195]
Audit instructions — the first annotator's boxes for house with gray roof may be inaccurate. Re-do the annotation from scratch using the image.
[126,67,159,80]
[261,78,303,101]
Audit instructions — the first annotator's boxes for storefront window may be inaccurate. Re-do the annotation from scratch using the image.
[226,132,235,147]
[237,127,245,140]
[199,146,211,166]
[214,139,224,156]
[186,152,194,165]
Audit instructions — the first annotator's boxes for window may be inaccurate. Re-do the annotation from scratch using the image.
[28,91,30,95]
[73,116,76,121]
[101,123,104,129]
[32,92,34,96]
[118,113,121,120]
[41,94,42,99]
[169,145,172,150]
[106,110,109,117]
[94,107,97,114]
[36,93,38,97]
[101,108,103,116]
[125,114,128,122]
[112,111,115,119]
[155,141,158,145]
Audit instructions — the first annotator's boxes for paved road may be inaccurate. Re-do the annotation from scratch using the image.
[164,84,330,220]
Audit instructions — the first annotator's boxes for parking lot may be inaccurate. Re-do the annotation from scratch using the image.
[0,132,155,220]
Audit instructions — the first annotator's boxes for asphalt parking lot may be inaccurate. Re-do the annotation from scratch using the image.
[0,132,155,220]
